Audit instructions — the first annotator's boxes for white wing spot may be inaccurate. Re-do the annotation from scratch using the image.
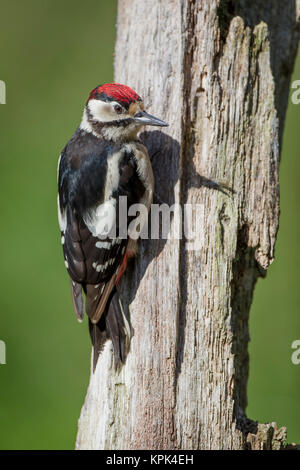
[96,259,113,272]
[95,241,111,249]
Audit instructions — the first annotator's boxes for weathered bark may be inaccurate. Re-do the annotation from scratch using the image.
[76,0,299,450]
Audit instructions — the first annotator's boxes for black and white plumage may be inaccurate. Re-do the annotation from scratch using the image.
[57,83,168,370]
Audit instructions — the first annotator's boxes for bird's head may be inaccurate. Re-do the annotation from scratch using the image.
[81,83,168,141]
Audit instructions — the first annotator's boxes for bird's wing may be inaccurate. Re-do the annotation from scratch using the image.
[58,137,146,324]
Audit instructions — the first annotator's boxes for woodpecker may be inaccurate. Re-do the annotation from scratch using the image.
[57,83,168,370]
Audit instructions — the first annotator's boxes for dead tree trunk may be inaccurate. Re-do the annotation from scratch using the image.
[76,0,299,450]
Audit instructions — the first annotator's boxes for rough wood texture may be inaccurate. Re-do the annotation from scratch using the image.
[76,0,299,450]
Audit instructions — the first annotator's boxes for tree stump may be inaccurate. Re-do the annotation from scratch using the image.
[76,0,299,450]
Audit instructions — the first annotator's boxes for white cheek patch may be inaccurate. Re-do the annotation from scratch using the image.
[83,199,117,239]
[87,99,129,123]
[88,99,114,122]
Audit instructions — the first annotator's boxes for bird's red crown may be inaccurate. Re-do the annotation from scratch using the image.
[88,83,142,106]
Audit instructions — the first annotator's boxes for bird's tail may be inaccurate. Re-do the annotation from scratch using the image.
[88,287,131,372]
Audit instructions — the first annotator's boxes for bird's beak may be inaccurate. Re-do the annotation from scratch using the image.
[133,111,168,127]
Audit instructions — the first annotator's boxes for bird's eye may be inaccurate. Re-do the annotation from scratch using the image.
[114,104,123,114]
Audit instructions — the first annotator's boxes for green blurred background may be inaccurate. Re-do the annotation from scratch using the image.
[248,53,300,439]
[0,0,299,450]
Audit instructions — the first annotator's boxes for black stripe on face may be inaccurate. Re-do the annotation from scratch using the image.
[85,106,135,129]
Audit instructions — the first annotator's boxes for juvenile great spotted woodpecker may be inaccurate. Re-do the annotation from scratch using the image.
[57,83,168,370]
